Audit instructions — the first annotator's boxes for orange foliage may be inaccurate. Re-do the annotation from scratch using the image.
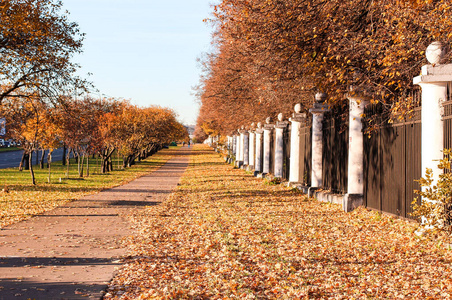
[197,0,452,136]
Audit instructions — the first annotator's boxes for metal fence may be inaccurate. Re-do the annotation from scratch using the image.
[284,125,291,180]
[298,119,312,186]
[270,130,275,175]
[444,99,452,150]
[363,104,422,219]
[322,112,349,194]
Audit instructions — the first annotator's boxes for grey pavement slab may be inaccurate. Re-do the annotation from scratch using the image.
[0,148,190,299]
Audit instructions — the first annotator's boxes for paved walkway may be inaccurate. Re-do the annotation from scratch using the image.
[0,148,190,299]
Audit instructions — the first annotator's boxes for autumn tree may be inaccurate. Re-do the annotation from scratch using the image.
[0,95,55,184]
[197,0,452,136]
[111,104,187,168]
[0,0,88,105]
[58,96,106,177]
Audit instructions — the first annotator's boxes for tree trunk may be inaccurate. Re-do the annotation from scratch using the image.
[66,151,70,178]
[19,151,27,171]
[117,150,120,170]
[79,154,84,177]
[100,149,114,174]
[47,152,52,183]
[62,145,67,166]
[23,152,30,170]
[29,151,35,185]
[40,149,46,169]
[86,154,89,177]
[77,153,80,175]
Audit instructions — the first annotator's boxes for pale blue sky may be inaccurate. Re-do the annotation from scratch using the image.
[62,0,216,125]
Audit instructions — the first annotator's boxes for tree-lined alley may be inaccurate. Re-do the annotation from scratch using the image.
[195,0,452,139]
[0,0,188,184]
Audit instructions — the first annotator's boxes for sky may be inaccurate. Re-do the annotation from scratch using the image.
[62,0,216,126]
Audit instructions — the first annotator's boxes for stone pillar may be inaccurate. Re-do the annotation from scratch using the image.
[238,128,246,168]
[240,130,244,160]
[255,123,264,176]
[263,117,274,175]
[414,42,452,185]
[289,104,306,184]
[243,130,249,168]
[274,113,289,178]
[235,131,242,167]
[343,92,368,212]
[248,124,256,171]
[226,136,232,163]
[232,135,237,157]
[309,93,329,188]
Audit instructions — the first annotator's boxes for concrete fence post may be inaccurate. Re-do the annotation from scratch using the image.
[343,91,368,212]
[243,130,249,168]
[263,117,275,176]
[255,122,264,176]
[414,41,452,186]
[289,104,306,185]
[309,93,329,191]
[274,113,289,178]
[235,130,242,167]
[232,134,237,157]
[248,124,256,171]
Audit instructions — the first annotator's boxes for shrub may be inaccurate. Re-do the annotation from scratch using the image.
[412,149,452,235]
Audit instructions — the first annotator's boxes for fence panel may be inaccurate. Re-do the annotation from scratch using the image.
[299,121,312,185]
[364,127,381,210]
[363,106,421,219]
[444,100,452,150]
[405,120,422,217]
[322,114,348,193]
[283,125,291,180]
[269,130,275,175]
[381,124,406,216]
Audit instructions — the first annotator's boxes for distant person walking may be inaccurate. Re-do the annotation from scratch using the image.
[188,141,190,148]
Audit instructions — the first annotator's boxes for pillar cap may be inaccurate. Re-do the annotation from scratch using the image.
[310,93,330,114]
[290,112,307,122]
[264,117,275,130]
[426,41,446,65]
[294,103,302,113]
[315,92,328,103]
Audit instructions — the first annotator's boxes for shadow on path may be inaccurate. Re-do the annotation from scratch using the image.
[0,147,190,300]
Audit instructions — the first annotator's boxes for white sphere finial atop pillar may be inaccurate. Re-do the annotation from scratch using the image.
[426,41,445,65]
[294,103,302,113]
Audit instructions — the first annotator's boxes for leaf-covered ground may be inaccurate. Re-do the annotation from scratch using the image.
[106,145,452,299]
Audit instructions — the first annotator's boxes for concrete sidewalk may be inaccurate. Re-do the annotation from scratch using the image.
[0,148,190,300]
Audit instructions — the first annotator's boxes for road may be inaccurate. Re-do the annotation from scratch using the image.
[0,148,67,169]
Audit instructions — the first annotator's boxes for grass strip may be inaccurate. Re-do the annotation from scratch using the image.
[0,147,178,228]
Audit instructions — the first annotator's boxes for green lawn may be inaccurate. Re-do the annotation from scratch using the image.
[0,147,22,152]
[0,147,179,228]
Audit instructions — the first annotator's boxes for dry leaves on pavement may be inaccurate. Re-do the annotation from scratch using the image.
[106,145,452,299]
